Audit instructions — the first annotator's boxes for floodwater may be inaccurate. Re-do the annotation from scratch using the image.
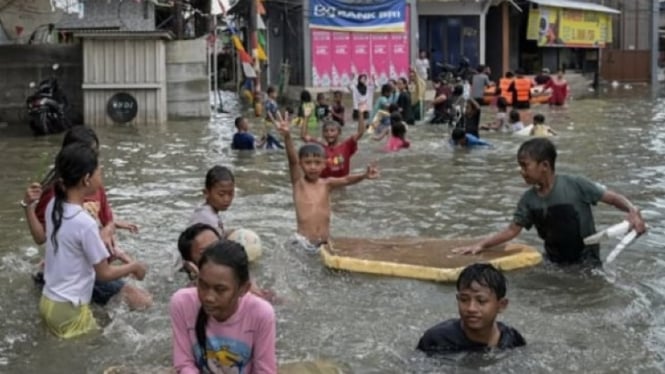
[1,88,664,374]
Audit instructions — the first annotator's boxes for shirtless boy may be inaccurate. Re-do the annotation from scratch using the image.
[276,114,380,253]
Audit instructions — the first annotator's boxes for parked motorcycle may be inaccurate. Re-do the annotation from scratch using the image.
[436,57,474,83]
[26,64,71,136]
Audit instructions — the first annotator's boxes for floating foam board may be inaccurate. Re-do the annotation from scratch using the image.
[321,237,542,283]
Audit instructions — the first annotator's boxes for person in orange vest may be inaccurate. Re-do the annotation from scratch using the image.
[496,71,514,106]
[508,70,533,110]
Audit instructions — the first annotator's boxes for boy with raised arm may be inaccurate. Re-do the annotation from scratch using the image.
[455,138,646,266]
[277,114,379,253]
[300,101,367,178]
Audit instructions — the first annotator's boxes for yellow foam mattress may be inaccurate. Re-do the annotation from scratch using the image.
[321,237,542,282]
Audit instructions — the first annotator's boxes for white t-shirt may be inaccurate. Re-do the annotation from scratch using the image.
[43,201,110,305]
[415,58,429,80]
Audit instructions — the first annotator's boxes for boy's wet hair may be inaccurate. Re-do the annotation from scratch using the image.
[333,90,342,97]
[505,71,515,78]
[298,142,325,159]
[457,263,507,299]
[322,119,341,132]
[518,138,557,171]
[451,128,466,142]
[391,121,407,138]
[316,92,325,101]
[234,116,244,129]
[496,97,508,110]
[509,109,521,122]
[533,114,545,124]
[205,165,235,189]
[267,86,276,95]
[300,90,312,102]
[381,84,393,96]
[389,111,403,125]
[177,223,221,262]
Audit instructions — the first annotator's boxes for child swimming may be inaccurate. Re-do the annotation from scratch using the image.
[530,114,557,137]
[417,263,525,354]
[278,113,379,252]
[300,106,367,178]
[189,166,235,237]
[455,138,646,266]
[170,240,276,372]
[40,143,148,338]
[373,113,410,152]
[330,90,345,127]
[450,128,491,148]
[508,109,524,133]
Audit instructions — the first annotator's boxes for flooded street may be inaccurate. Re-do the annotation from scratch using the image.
[1,88,664,373]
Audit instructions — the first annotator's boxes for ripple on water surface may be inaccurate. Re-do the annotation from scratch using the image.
[0,90,664,373]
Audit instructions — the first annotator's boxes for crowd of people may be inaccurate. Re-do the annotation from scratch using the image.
[16,54,647,373]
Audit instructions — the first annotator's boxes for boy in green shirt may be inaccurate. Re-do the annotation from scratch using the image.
[456,138,646,265]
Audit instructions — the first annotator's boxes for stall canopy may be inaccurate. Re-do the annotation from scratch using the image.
[529,0,620,15]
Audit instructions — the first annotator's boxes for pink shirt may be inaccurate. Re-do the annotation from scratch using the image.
[384,136,410,152]
[170,287,277,374]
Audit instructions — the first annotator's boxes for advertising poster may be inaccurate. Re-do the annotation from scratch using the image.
[310,0,406,33]
[311,30,332,87]
[331,31,352,87]
[371,33,390,85]
[350,32,371,80]
[526,5,612,48]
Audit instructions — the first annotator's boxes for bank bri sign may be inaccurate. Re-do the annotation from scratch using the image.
[310,0,406,32]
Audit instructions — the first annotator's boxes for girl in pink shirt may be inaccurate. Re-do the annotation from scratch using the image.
[373,113,410,152]
[170,240,277,373]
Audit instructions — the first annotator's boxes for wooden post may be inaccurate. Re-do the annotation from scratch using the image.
[502,1,510,74]
[250,0,262,117]
[174,0,184,40]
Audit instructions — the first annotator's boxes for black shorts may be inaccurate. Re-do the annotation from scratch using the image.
[513,101,531,110]
[352,110,369,120]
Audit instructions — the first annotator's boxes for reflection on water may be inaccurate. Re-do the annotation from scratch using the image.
[1,88,664,373]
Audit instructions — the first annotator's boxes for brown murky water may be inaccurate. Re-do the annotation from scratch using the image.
[0,88,664,373]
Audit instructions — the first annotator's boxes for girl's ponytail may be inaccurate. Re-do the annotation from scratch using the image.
[50,179,66,254]
[195,307,211,372]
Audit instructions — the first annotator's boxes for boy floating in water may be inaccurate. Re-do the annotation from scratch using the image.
[455,138,646,266]
[277,113,379,253]
[450,128,491,148]
[530,114,556,137]
[417,263,525,354]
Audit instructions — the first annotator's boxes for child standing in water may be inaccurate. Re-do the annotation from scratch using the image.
[349,74,373,121]
[40,144,147,338]
[24,126,151,310]
[508,109,524,133]
[330,90,345,127]
[373,113,410,152]
[279,114,379,252]
[262,86,284,150]
[481,97,508,131]
[297,90,318,134]
[231,116,266,150]
[189,166,235,237]
[315,92,331,122]
[170,240,276,372]
[300,106,367,178]
[417,263,525,354]
[455,138,646,266]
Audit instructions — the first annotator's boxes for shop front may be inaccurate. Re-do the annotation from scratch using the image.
[417,0,489,79]
[516,0,619,74]
[305,0,414,88]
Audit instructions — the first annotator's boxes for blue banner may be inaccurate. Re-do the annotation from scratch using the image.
[310,0,406,32]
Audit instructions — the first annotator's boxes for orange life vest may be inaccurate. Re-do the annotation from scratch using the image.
[514,78,531,103]
[499,78,513,104]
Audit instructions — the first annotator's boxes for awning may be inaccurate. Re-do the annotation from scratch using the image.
[529,0,620,15]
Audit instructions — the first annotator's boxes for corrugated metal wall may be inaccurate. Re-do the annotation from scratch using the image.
[82,38,167,126]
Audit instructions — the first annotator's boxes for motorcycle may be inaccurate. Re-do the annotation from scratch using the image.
[436,57,474,84]
[26,64,71,136]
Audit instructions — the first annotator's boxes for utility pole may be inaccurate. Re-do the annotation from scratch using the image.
[249,0,262,117]
[651,0,659,90]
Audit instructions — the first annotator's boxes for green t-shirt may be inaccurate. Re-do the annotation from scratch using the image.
[513,174,606,264]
